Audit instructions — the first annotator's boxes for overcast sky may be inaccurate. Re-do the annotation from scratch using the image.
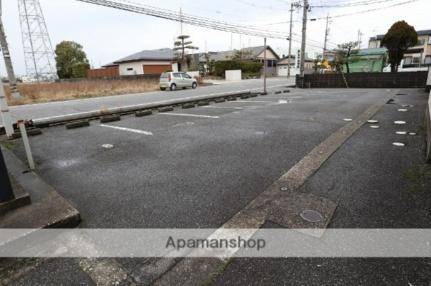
[1,0,430,76]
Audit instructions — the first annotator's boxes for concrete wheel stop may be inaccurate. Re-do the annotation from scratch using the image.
[0,146,81,228]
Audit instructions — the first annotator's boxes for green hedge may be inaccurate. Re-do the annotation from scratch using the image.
[214,60,263,77]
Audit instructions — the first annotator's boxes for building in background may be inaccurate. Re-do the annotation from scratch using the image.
[369,29,431,67]
[347,48,388,73]
[277,50,315,76]
[87,48,178,78]
[199,46,280,76]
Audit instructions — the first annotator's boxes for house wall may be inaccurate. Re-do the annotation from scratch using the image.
[119,61,176,76]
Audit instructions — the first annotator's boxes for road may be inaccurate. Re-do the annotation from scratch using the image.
[4,87,431,285]
[0,77,293,126]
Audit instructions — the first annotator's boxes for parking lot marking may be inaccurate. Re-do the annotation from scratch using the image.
[202,106,244,110]
[100,124,154,135]
[159,113,220,119]
[235,100,272,103]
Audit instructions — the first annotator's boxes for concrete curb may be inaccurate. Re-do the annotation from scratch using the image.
[27,91,253,128]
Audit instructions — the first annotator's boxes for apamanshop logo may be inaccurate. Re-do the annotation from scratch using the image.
[166,236,266,251]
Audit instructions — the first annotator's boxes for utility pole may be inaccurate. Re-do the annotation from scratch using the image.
[263,37,267,94]
[323,14,330,59]
[357,30,363,49]
[0,0,21,99]
[299,0,309,77]
[288,2,301,78]
[287,3,294,78]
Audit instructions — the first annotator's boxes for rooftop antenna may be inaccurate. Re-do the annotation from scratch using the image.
[18,0,57,81]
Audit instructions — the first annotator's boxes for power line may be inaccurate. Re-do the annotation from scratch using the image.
[76,0,292,39]
[311,0,399,8]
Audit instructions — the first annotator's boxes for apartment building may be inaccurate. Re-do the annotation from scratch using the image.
[369,29,431,67]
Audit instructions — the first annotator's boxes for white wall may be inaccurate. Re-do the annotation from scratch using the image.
[277,65,299,77]
[225,70,242,81]
[118,61,175,76]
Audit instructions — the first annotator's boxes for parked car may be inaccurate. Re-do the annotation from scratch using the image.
[160,72,198,91]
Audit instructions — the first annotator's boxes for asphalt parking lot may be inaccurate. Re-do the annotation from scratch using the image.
[10,88,397,228]
[5,87,431,285]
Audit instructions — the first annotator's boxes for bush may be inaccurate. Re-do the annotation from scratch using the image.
[214,60,263,77]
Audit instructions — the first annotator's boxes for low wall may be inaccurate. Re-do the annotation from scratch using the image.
[225,70,242,81]
[296,72,428,88]
[426,90,431,163]
[426,68,431,92]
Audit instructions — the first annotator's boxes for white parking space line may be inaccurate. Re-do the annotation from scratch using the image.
[235,100,273,103]
[100,124,154,135]
[160,113,220,119]
[202,106,244,110]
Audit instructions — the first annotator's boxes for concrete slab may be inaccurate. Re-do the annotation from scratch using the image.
[0,147,80,228]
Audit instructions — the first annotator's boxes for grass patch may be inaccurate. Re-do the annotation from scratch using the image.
[0,142,17,151]
[403,164,431,193]
[4,79,159,106]
[202,258,234,286]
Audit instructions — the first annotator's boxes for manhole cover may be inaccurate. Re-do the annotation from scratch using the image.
[102,144,114,149]
[370,125,380,129]
[394,121,406,125]
[300,210,324,223]
[392,142,405,147]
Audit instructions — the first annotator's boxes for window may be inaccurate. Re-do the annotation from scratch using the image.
[403,57,412,65]
[182,73,192,79]
[425,56,431,65]
[417,39,425,46]
[428,37,431,45]
[412,57,420,64]
[127,68,134,71]
[173,73,182,78]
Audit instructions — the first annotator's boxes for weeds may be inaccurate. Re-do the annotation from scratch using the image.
[4,79,159,106]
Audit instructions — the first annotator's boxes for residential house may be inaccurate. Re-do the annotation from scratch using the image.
[87,48,178,78]
[368,29,431,67]
[200,46,280,76]
[277,51,315,76]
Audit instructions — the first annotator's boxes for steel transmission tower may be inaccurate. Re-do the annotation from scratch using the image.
[18,0,57,81]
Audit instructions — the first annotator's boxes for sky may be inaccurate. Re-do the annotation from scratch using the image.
[1,0,430,76]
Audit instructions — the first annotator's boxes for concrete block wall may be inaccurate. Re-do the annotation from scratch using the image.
[296,72,428,89]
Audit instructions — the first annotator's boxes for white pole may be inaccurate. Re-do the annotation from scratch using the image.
[18,121,35,170]
[264,37,267,94]
[0,83,14,137]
